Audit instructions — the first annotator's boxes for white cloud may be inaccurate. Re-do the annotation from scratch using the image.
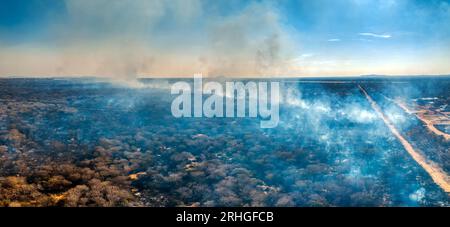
[358,32,392,38]
[327,38,341,42]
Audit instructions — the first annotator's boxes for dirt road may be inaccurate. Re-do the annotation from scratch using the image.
[358,85,450,194]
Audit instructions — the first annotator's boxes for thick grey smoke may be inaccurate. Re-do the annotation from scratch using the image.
[0,0,298,80]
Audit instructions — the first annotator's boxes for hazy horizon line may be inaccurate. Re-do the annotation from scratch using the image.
[2,74,450,79]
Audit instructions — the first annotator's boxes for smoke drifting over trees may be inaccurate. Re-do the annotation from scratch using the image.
[0,78,448,207]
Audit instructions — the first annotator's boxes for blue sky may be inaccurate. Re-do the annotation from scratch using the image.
[0,0,449,77]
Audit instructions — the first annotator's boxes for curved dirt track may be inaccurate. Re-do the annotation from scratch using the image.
[394,100,450,140]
